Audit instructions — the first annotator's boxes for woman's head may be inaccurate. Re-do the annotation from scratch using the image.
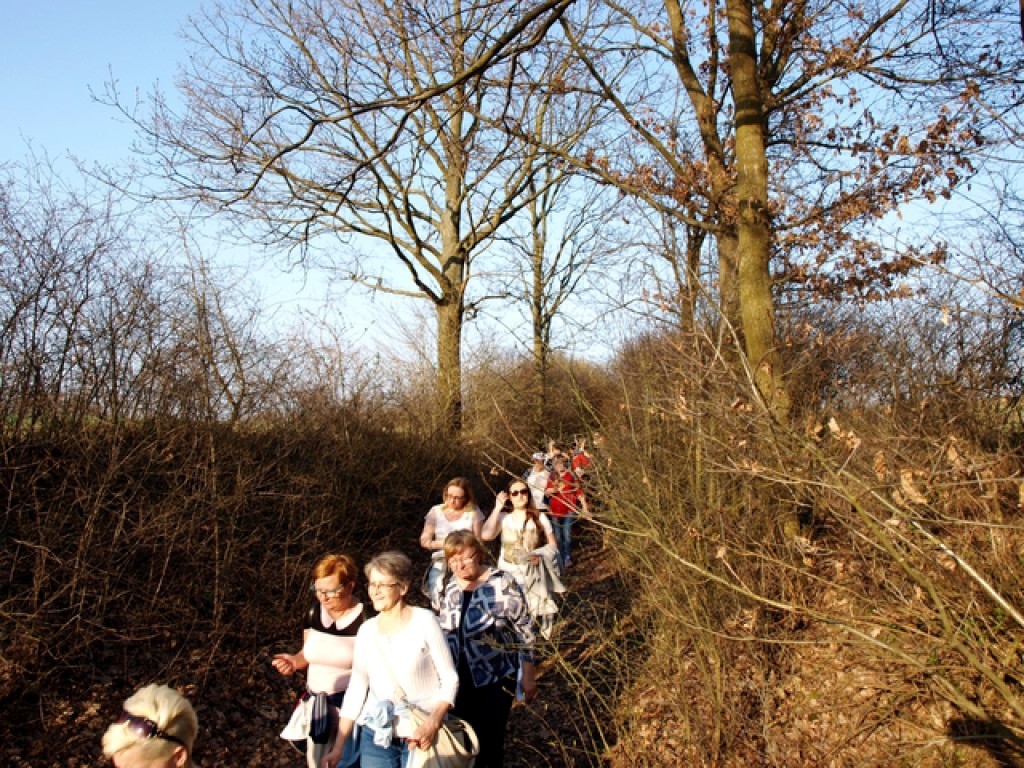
[443,531,490,587]
[312,553,358,584]
[364,550,415,587]
[311,553,359,610]
[365,550,414,611]
[443,530,490,565]
[507,479,536,510]
[507,478,542,533]
[443,477,475,510]
[102,684,197,768]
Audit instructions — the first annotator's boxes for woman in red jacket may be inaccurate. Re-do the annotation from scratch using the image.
[545,455,587,570]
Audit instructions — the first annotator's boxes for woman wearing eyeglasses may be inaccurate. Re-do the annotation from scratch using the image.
[101,683,198,768]
[481,478,564,638]
[323,550,459,768]
[439,530,537,768]
[419,477,483,607]
[272,553,365,768]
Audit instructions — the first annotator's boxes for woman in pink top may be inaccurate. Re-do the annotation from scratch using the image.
[273,553,365,768]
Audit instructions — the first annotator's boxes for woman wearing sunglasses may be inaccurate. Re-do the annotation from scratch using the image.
[101,684,198,768]
[439,530,537,768]
[272,553,365,768]
[481,478,563,638]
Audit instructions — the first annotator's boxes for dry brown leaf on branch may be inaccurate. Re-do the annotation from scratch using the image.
[945,438,963,472]
[827,416,861,450]
[899,469,928,505]
[873,451,888,482]
[981,468,999,499]
[936,552,957,571]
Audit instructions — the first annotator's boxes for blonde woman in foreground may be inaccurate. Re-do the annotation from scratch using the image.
[101,683,198,768]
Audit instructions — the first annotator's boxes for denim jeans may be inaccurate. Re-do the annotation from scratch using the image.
[423,560,444,609]
[551,514,573,568]
[358,726,411,768]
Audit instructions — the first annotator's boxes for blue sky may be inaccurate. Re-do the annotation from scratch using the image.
[0,2,584,356]
[1,2,202,165]
[0,2,393,343]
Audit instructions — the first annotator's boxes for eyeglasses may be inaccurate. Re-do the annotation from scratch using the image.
[447,493,467,501]
[509,488,530,497]
[449,552,478,566]
[368,581,400,591]
[310,584,346,599]
[116,711,187,748]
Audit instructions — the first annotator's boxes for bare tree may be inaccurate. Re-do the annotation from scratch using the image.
[0,160,166,428]
[546,0,1024,415]
[0,158,288,427]
[494,172,616,432]
[115,0,592,434]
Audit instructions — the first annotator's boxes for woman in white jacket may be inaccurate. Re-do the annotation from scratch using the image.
[322,551,458,768]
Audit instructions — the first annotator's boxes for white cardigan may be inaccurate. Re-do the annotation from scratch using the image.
[339,606,458,732]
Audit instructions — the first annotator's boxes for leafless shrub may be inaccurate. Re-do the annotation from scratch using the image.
[0,161,474,718]
[587,294,1024,766]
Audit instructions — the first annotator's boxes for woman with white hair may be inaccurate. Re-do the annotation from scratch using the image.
[101,683,198,768]
[322,550,459,768]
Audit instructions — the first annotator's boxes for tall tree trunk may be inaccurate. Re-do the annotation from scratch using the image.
[726,0,788,416]
[716,229,741,346]
[436,297,464,435]
[437,149,467,435]
[437,92,468,437]
[530,198,549,434]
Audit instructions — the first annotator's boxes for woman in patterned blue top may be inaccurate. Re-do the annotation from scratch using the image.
[437,530,538,768]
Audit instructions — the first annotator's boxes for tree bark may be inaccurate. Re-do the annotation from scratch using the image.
[726,0,788,416]
[436,296,464,434]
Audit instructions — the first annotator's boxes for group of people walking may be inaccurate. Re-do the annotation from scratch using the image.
[101,449,594,768]
[269,473,570,768]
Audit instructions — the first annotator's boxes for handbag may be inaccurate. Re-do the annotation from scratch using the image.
[280,690,360,767]
[404,705,479,768]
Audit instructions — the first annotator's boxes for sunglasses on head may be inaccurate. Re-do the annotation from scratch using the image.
[116,711,188,748]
